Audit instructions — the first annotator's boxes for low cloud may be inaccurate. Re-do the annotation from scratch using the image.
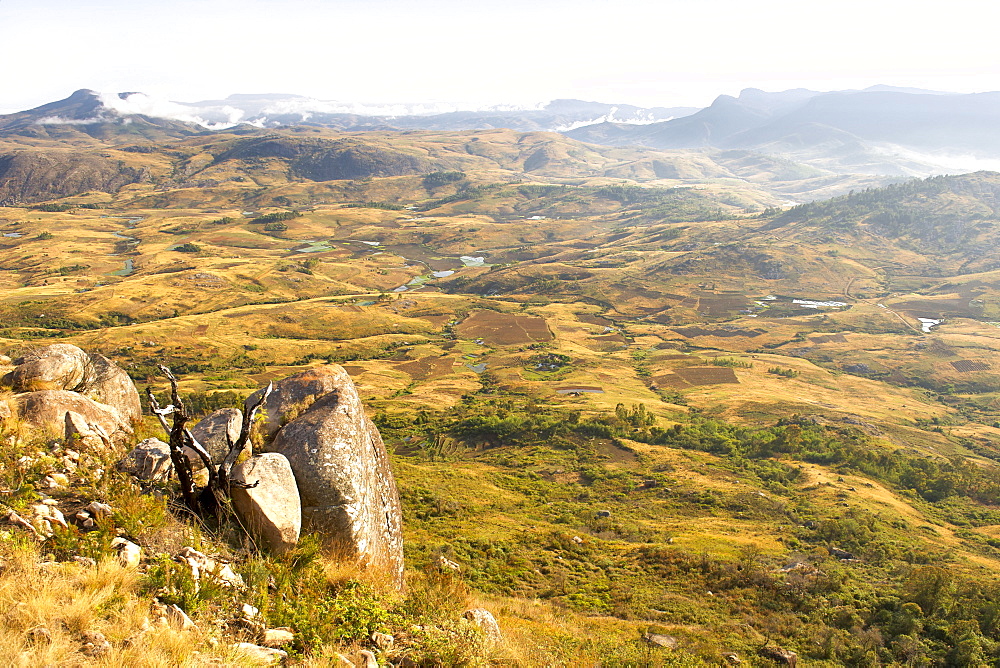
[99,92,246,129]
[872,143,1000,175]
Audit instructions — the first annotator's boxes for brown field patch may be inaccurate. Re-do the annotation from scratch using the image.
[454,309,552,345]
[810,334,848,344]
[341,365,367,376]
[396,356,455,380]
[577,314,614,327]
[592,333,627,343]
[672,327,765,338]
[652,373,693,389]
[193,324,209,336]
[892,297,976,318]
[951,360,992,372]
[674,367,740,386]
[696,294,749,316]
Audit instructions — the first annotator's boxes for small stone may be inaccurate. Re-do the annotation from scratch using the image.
[645,633,678,648]
[86,501,113,519]
[120,438,173,482]
[572,535,583,544]
[176,547,244,589]
[26,626,51,645]
[72,555,97,567]
[371,631,394,651]
[359,650,378,668]
[263,627,295,647]
[111,537,141,567]
[232,642,288,664]
[241,603,261,621]
[436,555,461,572]
[42,475,63,489]
[81,630,111,657]
[165,603,196,630]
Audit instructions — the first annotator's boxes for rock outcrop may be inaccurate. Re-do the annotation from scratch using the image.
[2,345,141,440]
[248,366,345,438]
[231,453,301,555]
[9,344,93,392]
[14,390,131,444]
[187,408,242,468]
[86,353,142,424]
[266,365,404,588]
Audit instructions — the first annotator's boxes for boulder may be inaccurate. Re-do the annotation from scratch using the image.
[111,537,141,568]
[187,408,242,467]
[645,633,678,649]
[84,353,142,425]
[231,453,301,555]
[759,646,798,667]
[249,366,349,438]
[175,546,244,589]
[65,410,110,450]
[267,366,403,588]
[9,344,92,392]
[120,438,172,482]
[232,642,287,665]
[14,390,131,444]
[463,608,502,642]
[263,627,295,648]
[5,345,141,427]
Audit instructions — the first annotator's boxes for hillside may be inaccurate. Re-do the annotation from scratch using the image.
[4,119,1000,665]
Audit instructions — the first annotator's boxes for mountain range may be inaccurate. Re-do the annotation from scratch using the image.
[7,86,1000,180]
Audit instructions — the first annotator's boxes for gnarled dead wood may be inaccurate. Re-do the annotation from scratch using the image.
[146,367,271,523]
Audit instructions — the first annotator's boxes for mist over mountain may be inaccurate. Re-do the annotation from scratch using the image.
[567,87,1000,176]
[5,85,1000,192]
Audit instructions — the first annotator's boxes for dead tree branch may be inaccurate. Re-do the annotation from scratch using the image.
[146,368,270,523]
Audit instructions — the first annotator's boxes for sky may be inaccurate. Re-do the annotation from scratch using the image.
[1,0,998,113]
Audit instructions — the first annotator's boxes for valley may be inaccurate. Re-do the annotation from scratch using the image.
[4,93,1000,665]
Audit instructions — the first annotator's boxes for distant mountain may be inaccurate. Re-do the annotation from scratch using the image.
[567,88,1000,176]
[0,89,201,140]
[0,89,697,139]
[8,86,1000,195]
[170,94,697,132]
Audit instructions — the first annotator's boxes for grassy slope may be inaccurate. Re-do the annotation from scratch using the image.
[3,132,1000,664]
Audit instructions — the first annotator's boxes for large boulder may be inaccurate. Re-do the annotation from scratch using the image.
[9,344,92,392]
[187,408,242,467]
[248,366,347,438]
[85,353,142,425]
[267,366,403,588]
[231,453,301,555]
[4,345,141,426]
[14,390,131,444]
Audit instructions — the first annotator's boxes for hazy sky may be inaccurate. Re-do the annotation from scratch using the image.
[1,0,997,112]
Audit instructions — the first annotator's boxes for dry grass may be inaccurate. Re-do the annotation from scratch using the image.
[0,540,248,667]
